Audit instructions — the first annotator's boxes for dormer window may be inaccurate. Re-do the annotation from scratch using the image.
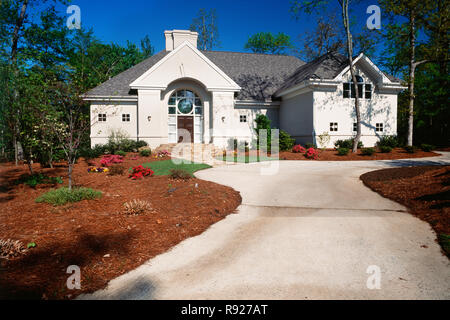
[343,75,372,100]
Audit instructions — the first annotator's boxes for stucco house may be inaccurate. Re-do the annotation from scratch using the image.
[83,29,405,150]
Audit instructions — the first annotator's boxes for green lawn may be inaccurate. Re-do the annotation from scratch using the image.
[141,160,211,176]
[217,155,279,163]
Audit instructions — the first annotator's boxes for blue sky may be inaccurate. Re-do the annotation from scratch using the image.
[62,0,381,54]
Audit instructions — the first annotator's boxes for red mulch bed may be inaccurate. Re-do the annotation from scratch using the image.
[360,165,450,257]
[279,148,439,161]
[0,154,241,300]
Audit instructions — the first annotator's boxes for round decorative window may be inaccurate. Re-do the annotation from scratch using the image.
[178,99,193,114]
[168,90,203,116]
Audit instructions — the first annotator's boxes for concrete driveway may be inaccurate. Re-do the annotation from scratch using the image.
[80,153,450,300]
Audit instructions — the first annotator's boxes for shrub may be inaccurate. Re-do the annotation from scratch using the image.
[377,135,398,148]
[135,141,148,148]
[279,130,295,151]
[361,147,376,156]
[292,144,306,153]
[139,148,151,157]
[337,147,350,156]
[420,144,434,152]
[129,165,154,180]
[0,239,27,259]
[404,146,417,154]
[305,148,319,160]
[379,146,393,153]
[335,139,363,149]
[123,200,152,216]
[108,165,125,176]
[100,154,124,167]
[15,173,63,188]
[79,145,105,160]
[36,187,102,206]
[254,114,272,151]
[304,142,316,149]
[169,169,192,180]
[116,150,127,157]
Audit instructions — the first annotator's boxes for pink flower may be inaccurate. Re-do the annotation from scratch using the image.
[292,145,306,153]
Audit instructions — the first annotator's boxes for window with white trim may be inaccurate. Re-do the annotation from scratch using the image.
[98,114,106,122]
[240,115,247,123]
[122,114,131,122]
[365,84,372,99]
[330,122,338,132]
[376,123,383,132]
[343,75,372,100]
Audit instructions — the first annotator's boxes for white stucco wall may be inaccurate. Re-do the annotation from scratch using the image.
[313,68,398,148]
[279,90,314,146]
[90,101,138,147]
[226,104,280,147]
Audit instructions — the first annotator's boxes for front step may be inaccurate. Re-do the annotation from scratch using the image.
[154,143,222,165]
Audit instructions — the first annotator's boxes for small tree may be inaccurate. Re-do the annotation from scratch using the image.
[254,114,272,152]
[52,84,89,190]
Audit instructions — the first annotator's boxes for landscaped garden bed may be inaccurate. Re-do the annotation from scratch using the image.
[279,147,439,161]
[360,165,450,257]
[0,153,241,300]
[216,148,439,163]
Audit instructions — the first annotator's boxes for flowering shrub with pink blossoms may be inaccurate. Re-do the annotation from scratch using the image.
[100,154,124,167]
[129,165,154,180]
[292,145,306,153]
[304,148,319,160]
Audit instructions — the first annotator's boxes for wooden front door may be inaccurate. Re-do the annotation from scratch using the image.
[177,116,194,143]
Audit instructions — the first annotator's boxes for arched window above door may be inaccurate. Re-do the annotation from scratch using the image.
[168,89,203,115]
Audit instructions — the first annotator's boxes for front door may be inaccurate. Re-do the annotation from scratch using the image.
[177,116,194,143]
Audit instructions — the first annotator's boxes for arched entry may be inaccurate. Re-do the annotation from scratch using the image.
[168,89,203,143]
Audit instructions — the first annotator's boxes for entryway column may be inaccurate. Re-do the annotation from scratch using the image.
[203,100,210,143]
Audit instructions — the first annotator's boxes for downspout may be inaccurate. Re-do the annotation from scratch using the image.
[136,93,140,142]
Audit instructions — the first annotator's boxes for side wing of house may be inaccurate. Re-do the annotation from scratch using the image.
[276,54,405,148]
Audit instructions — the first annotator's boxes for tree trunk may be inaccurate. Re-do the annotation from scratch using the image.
[342,0,361,153]
[13,135,18,165]
[10,0,29,166]
[68,162,73,191]
[407,11,416,147]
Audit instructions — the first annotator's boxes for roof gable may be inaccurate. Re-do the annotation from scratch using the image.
[130,41,240,91]
[274,52,403,97]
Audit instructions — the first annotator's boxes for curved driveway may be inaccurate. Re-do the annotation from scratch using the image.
[80,153,450,300]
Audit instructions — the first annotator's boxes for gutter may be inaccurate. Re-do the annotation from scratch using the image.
[82,95,138,102]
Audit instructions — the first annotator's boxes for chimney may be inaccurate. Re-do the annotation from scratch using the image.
[164,30,198,51]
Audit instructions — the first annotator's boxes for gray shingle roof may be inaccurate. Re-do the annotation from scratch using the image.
[274,52,350,95]
[85,49,399,101]
[85,49,304,101]
[201,51,304,100]
[85,50,170,97]
[274,52,402,96]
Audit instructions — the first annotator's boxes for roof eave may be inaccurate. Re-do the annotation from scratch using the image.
[274,79,340,98]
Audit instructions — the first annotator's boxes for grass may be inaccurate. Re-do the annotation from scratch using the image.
[217,154,278,163]
[36,187,102,206]
[141,160,211,176]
